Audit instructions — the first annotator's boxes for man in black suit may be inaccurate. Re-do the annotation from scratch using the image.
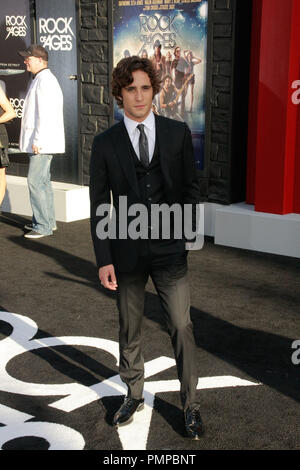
[90,56,203,439]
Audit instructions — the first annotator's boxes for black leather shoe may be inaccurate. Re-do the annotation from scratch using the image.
[184,405,204,440]
[113,397,144,426]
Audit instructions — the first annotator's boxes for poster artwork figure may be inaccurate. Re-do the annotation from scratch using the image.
[150,40,166,112]
[184,50,202,113]
[171,46,188,117]
[160,74,183,122]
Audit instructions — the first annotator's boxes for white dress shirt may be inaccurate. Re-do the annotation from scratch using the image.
[123,111,156,162]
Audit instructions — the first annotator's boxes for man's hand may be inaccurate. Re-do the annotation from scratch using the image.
[32,144,41,154]
[99,264,118,291]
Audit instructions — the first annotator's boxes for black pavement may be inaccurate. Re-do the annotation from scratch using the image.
[0,211,299,453]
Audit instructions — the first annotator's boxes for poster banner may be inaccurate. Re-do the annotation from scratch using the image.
[0,0,32,151]
[113,0,208,170]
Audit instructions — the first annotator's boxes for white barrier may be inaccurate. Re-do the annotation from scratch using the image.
[1,175,90,222]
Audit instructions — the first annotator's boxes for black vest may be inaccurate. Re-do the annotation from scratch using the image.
[127,134,185,257]
[133,139,166,208]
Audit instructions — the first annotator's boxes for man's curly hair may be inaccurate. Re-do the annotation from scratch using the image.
[111,56,161,108]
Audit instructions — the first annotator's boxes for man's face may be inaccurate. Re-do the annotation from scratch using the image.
[121,70,153,122]
[164,77,172,89]
[24,56,44,75]
[175,47,181,59]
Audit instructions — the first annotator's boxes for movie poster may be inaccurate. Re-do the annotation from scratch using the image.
[113,0,208,170]
[0,0,32,152]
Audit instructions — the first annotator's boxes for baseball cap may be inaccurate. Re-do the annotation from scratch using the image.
[18,44,48,61]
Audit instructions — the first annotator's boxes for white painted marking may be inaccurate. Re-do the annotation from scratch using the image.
[0,311,262,451]
[0,422,85,450]
[0,404,33,425]
[0,403,85,450]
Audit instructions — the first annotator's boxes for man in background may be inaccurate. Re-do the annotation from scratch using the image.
[18,44,65,239]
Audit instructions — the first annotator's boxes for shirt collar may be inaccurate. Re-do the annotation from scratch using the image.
[33,67,49,78]
[124,110,155,137]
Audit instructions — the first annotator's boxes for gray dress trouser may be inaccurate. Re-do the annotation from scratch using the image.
[116,253,198,411]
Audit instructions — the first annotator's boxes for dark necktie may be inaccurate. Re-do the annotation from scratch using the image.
[137,124,149,167]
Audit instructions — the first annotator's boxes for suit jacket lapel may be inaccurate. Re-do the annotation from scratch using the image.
[110,120,140,199]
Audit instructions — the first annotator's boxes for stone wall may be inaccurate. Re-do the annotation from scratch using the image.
[78,0,110,185]
[206,0,252,203]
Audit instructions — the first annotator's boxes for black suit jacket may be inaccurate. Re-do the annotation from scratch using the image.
[89,114,200,272]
